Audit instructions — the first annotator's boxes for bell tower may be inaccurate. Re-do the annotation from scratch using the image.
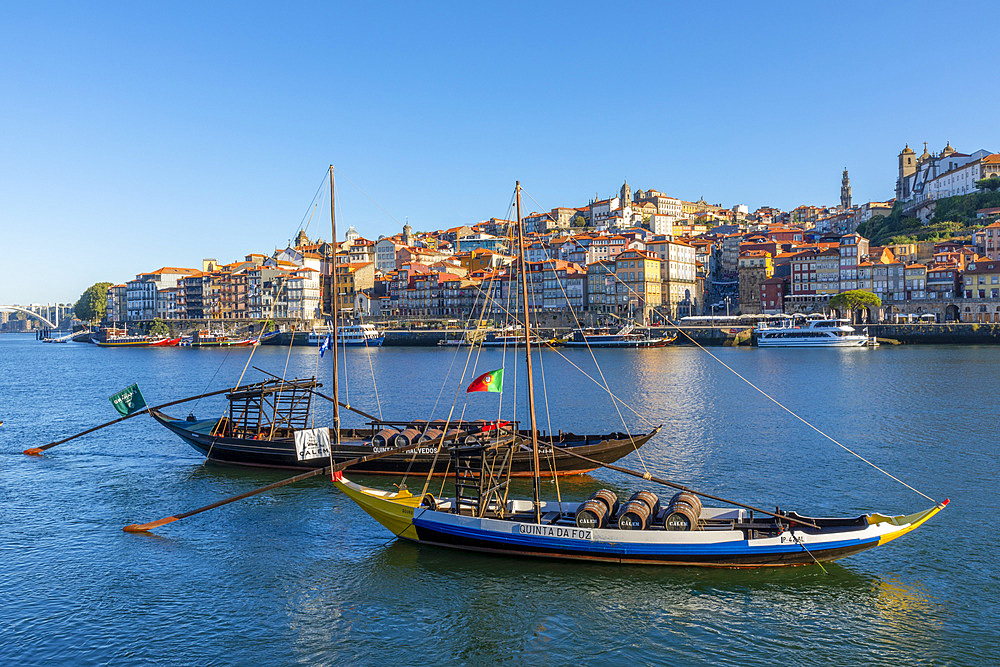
[841,168,852,209]
[897,144,916,201]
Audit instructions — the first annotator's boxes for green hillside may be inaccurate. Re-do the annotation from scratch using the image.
[856,190,1000,246]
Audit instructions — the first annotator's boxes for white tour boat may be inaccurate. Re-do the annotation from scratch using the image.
[309,324,385,347]
[755,317,871,347]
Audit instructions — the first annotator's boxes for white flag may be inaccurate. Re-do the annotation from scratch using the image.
[293,427,331,461]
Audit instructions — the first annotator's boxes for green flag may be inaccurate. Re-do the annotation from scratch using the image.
[109,383,147,417]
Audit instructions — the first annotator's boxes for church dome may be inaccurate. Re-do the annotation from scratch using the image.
[901,143,915,155]
[941,141,956,156]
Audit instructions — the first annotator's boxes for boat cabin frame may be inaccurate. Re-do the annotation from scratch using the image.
[221,377,320,440]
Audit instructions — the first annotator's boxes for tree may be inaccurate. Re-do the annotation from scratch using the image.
[829,289,881,316]
[74,282,112,323]
[148,318,169,337]
[976,177,1000,192]
[570,215,587,228]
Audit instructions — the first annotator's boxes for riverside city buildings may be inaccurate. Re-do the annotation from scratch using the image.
[97,160,1000,328]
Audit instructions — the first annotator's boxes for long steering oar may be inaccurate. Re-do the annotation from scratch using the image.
[23,387,237,456]
[123,428,494,533]
[550,443,821,530]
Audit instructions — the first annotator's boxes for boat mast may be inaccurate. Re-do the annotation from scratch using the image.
[329,166,341,447]
[514,181,542,523]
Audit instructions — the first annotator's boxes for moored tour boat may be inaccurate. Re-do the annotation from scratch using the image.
[755,317,870,347]
[94,333,181,347]
[91,325,181,347]
[308,324,384,347]
[178,330,259,347]
[563,324,671,348]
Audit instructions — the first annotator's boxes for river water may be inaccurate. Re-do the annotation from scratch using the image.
[0,334,996,665]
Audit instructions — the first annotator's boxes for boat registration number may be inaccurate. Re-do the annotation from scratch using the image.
[517,524,592,540]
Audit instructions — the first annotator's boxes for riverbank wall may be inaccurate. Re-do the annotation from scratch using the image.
[181,323,1000,348]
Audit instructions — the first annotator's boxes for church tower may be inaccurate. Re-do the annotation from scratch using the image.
[402,222,413,247]
[840,168,852,209]
[896,144,916,201]
[620,179,632,208]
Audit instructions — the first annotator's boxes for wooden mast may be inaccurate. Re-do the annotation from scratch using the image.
[514,181,542,523]
[329,166,341,448]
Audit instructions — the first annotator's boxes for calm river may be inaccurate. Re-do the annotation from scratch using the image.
[0,335,996,665]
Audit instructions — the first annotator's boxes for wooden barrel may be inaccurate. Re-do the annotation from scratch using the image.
[575,499,608,529]
[444,428,463,443]
[617,500,652,530]
[419,428,444,444]
[392,427,421,448]
[590,489,619,517]
[663,492,702,531]
[372,429,398,448]
[669,492,702,517]
[628,490,661,518]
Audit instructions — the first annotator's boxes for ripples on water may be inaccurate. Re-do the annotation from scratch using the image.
[0,337,997,665]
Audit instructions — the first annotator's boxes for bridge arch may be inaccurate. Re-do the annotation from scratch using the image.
[0,306,57,328]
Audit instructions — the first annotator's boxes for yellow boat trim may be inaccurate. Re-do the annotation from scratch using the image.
[869,499,949,546]
[332,472,424,541]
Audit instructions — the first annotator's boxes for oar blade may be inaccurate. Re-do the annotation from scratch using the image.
[123,516,180,533]
[23,447,45,456]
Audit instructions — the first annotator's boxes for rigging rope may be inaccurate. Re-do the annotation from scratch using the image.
[361,326,383,420]
[521,186,933,502]
[520,188,652,471]
[465,281,658,426]
[667,323,935,502]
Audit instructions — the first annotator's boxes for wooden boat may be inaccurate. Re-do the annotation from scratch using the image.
[333,467,947,566]
[92,325,181,347]
[437,329,559,348]
[95,335,181,347]
[179,331,259,347]
[150,377,656,475]
[563,324,672,348]
[334,182,946,568]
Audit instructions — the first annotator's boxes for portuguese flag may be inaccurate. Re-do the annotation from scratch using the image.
[467,368,503,393]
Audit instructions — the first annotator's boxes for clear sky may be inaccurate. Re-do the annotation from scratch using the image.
[2,2,998,303]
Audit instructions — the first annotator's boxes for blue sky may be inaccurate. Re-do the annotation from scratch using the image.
[2,2,997,303]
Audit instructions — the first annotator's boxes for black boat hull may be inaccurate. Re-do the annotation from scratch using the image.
[151,410,656,476]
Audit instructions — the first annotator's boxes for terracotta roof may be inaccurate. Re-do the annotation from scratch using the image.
[147,266,200,276]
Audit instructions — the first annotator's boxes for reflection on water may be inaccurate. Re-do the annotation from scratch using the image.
[276,537,953,665]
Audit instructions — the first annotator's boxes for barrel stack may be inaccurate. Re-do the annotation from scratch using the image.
[617,491,660,530]
[575,489,619,529]
[663,491,703,531]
